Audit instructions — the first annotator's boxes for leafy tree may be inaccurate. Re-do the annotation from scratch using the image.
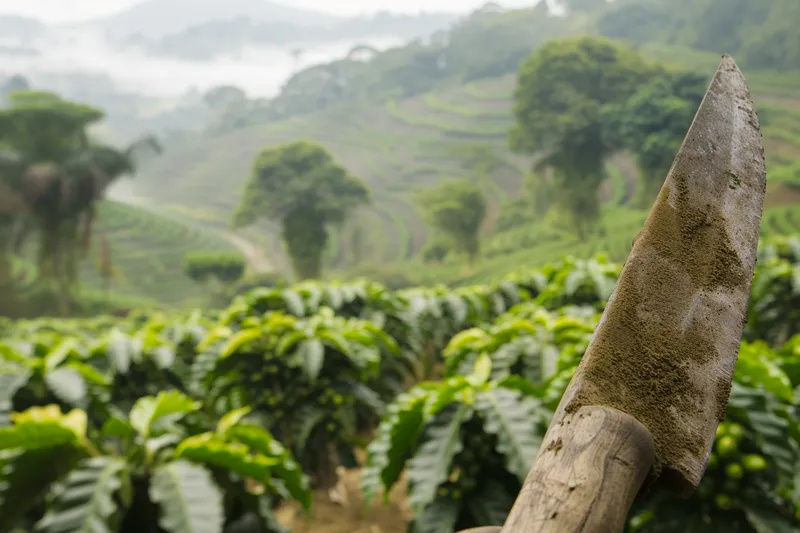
[603,70,708,206]
[0,90,160,308]
[509,36,656,237]
[232,141,369,280]
[203,85,247,109]
[182,251,247,284]
[416,179,487,266]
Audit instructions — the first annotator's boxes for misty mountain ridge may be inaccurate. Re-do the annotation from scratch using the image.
[131,11,458,60]
[70,0,344,39]
[0,15,46,40]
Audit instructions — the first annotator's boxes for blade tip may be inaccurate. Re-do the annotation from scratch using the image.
[718,54,741,73]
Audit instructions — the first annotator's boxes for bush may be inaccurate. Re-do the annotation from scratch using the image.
[182,252,247,284]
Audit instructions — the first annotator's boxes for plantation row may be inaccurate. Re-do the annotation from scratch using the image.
[2,235,800,532]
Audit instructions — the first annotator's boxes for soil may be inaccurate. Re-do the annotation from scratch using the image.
[274,463,411,533]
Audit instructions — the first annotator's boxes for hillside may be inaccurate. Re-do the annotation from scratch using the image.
[14,200,238,307]
[76,0,341,39]
[131,43,800,284]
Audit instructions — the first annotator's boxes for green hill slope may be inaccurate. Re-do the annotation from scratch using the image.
[133,44,800,283]
[58,200,237,305]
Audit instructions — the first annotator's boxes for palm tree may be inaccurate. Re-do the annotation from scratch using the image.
[1,90,162,311]
[18,137,162,301]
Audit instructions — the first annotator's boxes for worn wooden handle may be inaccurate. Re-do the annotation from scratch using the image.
[499,405,655,533]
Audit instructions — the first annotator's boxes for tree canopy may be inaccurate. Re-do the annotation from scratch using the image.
[0,90,161,310]
[510,36,657,236]
[603,70,708,206]
[233,141,369,280]
[416,178,487,265]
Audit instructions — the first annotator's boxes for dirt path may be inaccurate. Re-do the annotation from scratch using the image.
[275,466,411,533]
[107,186,273,273]
[218,229,272,273]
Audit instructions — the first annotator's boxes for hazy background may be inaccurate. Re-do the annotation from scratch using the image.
[0,0,536,97]
[0,0,552,146]
[2,0,536,21]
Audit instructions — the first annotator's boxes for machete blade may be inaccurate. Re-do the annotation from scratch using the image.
[546,54,766,493]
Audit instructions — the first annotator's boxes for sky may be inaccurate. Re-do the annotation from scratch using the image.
[0,0,537,23]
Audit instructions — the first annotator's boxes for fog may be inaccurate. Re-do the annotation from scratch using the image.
[0,29,404,98]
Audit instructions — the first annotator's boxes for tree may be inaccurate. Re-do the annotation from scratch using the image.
[416,179,487,265]
[509,36,656,237]
[603,70,708,206]
[0,90,161,309]
[202,85,247,110]
[233,141,369,280]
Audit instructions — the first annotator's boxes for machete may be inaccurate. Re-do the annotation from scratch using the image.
[459,54,766,533]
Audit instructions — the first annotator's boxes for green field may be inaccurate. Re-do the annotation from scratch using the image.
[122,45,800,287]
[17,200,237,306]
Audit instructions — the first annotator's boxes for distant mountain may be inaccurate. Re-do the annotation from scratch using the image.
[75,0,342,39]
[143,11,459,60]
[0,15,46,40]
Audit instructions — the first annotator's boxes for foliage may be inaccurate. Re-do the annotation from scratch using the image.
[194,307,403,488]
[598,0,800,70]
[232,141,369,280]
[362,365,545,533]
[509,36,657,237]
[183,252,247,284]
[0,90,161,311]
[187,0,800,138]
[3,234,800,532]
[416,179,487,265]
[602,70,708,206]
[0,398,309,533]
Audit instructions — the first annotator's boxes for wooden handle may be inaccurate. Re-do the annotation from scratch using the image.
[500,405,655,533]
[456,528,502,533]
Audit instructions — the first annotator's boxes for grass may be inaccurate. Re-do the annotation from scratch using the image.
[127,45,800,287]
[72,200,237,305]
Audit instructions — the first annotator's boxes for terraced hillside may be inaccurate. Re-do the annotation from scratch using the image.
[17,200,237,306]
[131,45,800,282]
[90,201,238,303]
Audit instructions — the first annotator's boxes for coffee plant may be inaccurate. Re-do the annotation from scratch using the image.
[1,244,799,532]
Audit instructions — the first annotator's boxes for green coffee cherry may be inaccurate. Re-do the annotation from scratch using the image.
[716,435,738,458]
[726,423,745,439]
[715,494,733,510]
[725,463,744,480]
[742,454,768,472]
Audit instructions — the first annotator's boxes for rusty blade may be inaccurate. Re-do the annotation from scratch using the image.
[547,55,766,492]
